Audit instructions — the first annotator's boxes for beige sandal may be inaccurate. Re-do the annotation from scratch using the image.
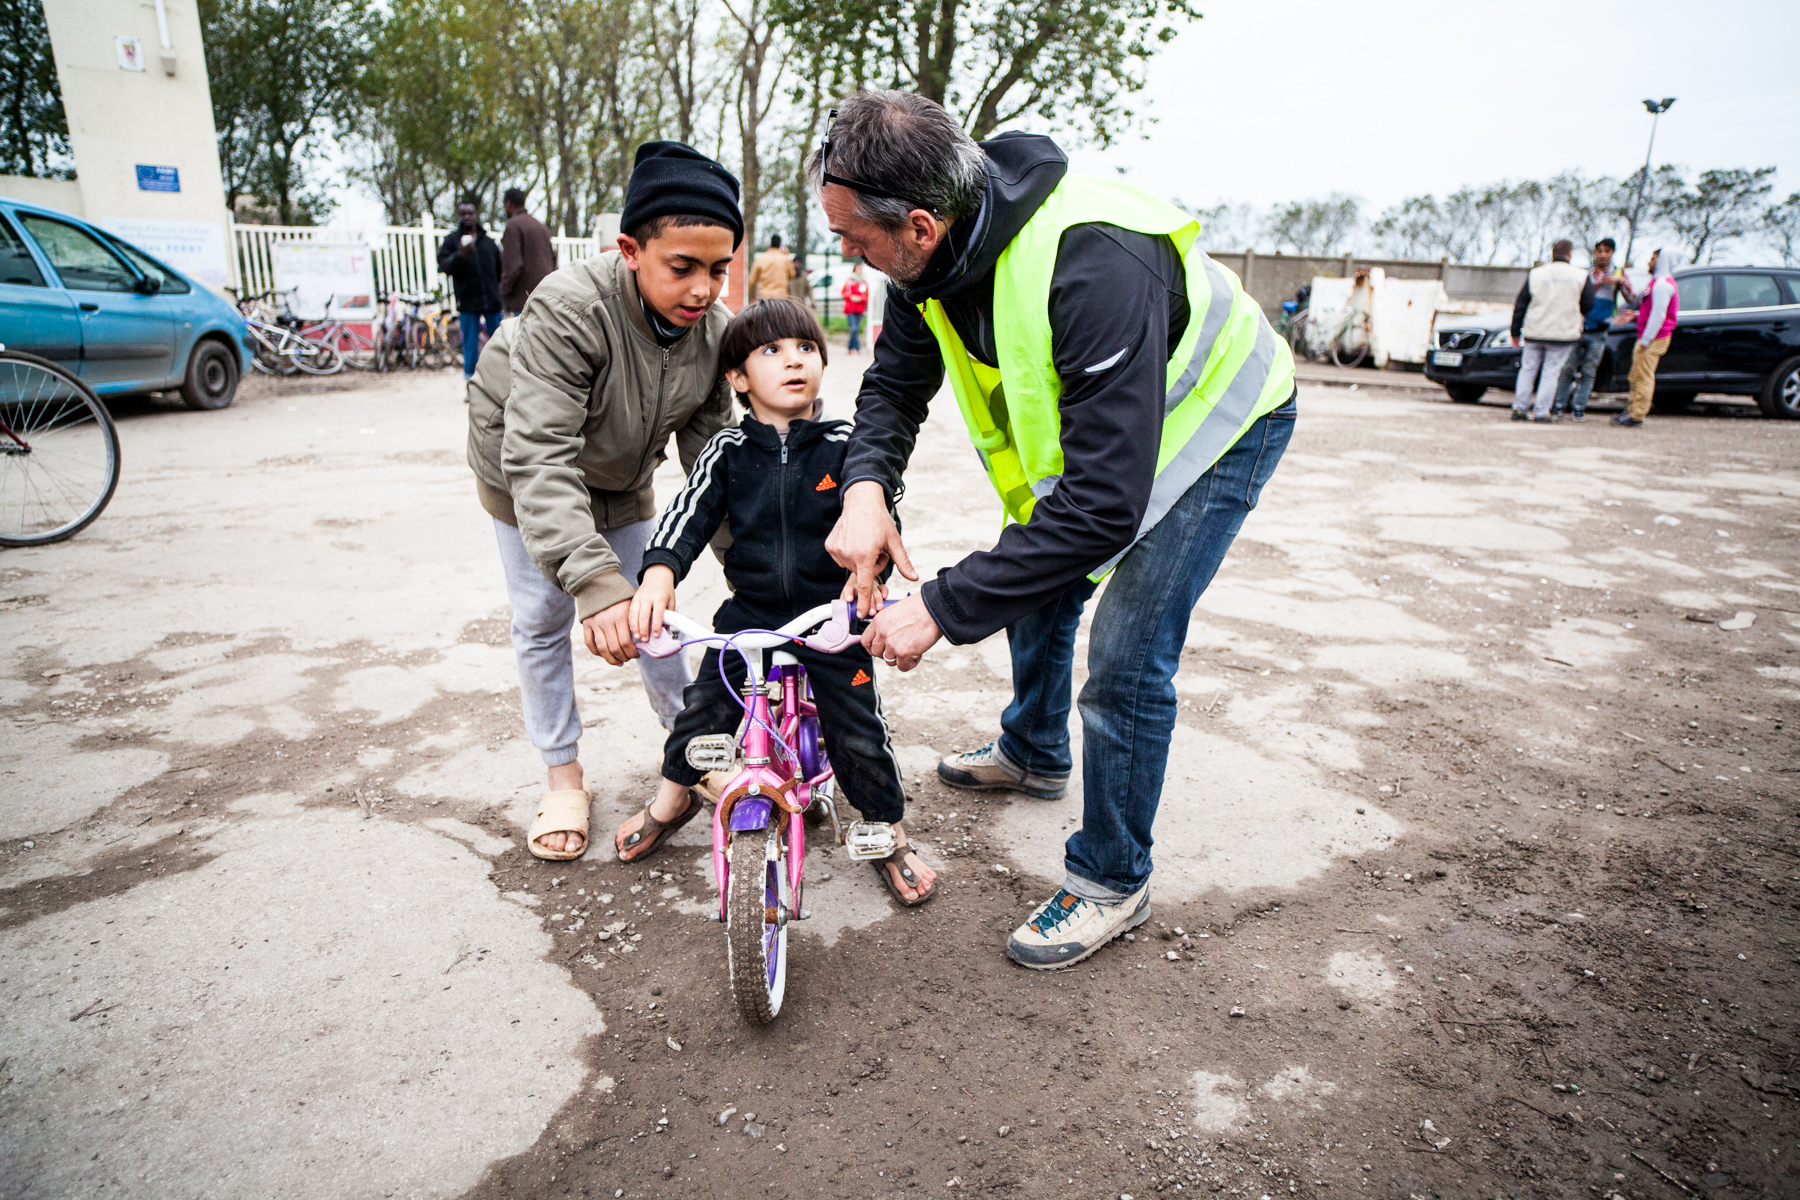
[528,788,592,861]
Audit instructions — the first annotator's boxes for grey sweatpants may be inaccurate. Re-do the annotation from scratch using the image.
[493,517,692,766]
[1513,340,1576,419]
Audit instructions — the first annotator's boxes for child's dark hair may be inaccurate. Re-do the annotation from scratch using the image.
[721,298,829,405]
[625,214,736,247]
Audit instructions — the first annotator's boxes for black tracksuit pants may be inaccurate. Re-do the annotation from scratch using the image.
[660,640,905,824]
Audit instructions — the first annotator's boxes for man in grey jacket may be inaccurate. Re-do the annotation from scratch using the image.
[1509,238,1596,422]
[466,141,742,860]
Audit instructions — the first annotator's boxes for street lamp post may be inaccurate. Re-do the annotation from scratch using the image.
[1624,97,1675,268]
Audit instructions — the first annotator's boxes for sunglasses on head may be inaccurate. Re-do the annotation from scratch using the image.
[819,110,940,217]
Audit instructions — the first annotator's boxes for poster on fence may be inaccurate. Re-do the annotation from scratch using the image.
[271,242,376,321]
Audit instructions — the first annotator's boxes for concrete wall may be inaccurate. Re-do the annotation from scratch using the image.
[0,176,86,215]
[41,0,233,288]
[1209,251,1527,316]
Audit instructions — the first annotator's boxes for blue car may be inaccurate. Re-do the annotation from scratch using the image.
[0,197,250,409]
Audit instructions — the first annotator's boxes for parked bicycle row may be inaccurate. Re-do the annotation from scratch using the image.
[227,287,464,376]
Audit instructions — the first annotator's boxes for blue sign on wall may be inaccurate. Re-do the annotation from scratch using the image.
[135,165,180,193]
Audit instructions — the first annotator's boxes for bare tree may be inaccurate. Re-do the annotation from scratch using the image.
[651,0,721,144]
[722,0,785,251]
[1658,166,1778,264]
[1266,194,1360,256]
[1765,193,1800,268]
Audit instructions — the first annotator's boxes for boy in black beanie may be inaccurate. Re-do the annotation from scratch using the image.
[466,141,745,861]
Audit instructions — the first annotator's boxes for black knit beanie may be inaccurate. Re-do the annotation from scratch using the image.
[620,141,744,249]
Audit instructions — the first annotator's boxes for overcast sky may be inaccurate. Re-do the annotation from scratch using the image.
[325,0,1797,240]
[1065,0,1799,215]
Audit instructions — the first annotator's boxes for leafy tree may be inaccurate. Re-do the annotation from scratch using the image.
[1657,166,1777,263]
[725,0,787,250]
[0,0,72,178]
[1266,194,1360,256]
[773,0,1200,147]
[201,0,374,224]
[1765,194,1800,268]
[355,0,524,226]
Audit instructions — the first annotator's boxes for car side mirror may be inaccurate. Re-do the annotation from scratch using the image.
[135,274,162,295]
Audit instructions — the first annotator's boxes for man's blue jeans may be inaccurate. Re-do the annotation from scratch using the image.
[995,397,1295,903]
[460,310,503,378]
[1552,328,1607,416]
[846,312,864,351]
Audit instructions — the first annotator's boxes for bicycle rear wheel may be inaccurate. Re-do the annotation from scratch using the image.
[726,823,789,1023]
[292,338,343,375]
[0,352,121,547]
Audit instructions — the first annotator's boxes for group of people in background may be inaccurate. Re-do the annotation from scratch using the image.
[1509,236,1682,427]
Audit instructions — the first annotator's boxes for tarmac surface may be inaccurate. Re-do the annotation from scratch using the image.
[2,353,1795,1199]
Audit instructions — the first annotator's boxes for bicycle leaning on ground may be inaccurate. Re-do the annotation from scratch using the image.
[0,349,121,547]
[635,598,888,1024]
[229,287,343,376]
[298,295,378,371]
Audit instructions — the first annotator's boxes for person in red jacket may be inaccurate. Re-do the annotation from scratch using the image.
[839,260,870,353]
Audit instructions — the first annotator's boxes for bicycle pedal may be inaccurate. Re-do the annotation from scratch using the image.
[685,734,737,773]
[843,822,899,861]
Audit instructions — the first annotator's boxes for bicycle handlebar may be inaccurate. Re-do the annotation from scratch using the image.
[639,599,864,658]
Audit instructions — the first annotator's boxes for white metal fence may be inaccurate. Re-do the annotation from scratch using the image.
[231,218,598,309]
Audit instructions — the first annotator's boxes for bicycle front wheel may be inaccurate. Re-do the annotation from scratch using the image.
[0,352,121,547]
[293,339,344,375]
[726,823,789,1023]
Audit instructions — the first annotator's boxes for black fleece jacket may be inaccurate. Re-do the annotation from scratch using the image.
[840,132,1195,645]
[437,225,503,315]
[641,415,894,628]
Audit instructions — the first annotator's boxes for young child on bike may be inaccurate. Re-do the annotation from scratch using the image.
[612,298,937,907]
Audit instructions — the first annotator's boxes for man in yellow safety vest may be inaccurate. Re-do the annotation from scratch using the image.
[810,90,1296,967]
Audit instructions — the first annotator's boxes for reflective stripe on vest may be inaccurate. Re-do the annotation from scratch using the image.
[920,175,1294,581]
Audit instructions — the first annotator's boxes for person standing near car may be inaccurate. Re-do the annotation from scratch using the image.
[439,197,504,384]
[1616,248,1682,427]
[1551,237,1635,421]
[1509,238,1595,422]
[840,260,869,353]
[500,187,556,317]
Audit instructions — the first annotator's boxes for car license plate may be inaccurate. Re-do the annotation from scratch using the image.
[1432,351,1463,367]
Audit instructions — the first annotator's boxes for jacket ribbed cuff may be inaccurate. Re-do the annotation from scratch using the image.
[638,549,686,586]
[572,569,634,622]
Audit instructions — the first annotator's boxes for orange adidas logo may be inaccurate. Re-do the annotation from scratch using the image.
[816,474,838,491]
[850,669,871,685]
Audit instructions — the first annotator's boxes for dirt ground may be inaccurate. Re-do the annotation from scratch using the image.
[1,354,1796,1200]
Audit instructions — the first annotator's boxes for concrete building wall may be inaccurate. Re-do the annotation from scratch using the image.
[0,176,86,215]
[40,0,233,288]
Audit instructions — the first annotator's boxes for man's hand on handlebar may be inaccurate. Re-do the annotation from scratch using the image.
[630,565,677,642]
[826,480,918,615]
[863,593,941,673]
[582,599,639,666]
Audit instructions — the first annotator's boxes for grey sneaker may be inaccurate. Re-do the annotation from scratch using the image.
[937,742,1068,799]
[1006,884,1151,969]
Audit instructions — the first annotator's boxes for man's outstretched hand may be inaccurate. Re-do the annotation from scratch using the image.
[826,480,918,615]
[863,593,941,672]
[582,598,639,666]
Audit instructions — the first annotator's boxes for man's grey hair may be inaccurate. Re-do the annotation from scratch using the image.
[805,89,987,230]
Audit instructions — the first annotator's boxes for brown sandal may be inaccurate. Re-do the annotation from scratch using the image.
[615,791,702,863]
[874,842,937,907]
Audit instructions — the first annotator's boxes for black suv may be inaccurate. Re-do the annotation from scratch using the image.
[1423,266,1800,419]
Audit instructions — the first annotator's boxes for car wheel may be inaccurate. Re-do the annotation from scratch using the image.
[1756,355,1800,420]
[180,339,239,410]
[1444,384,1487,404]
[1650,390,1696,414]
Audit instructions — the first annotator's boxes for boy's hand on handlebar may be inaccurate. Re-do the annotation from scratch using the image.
[828,480,917,615]
[582,599,639,666]
[630,566,677,642]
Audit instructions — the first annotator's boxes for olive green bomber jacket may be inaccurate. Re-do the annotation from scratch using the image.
[467,250,735,620]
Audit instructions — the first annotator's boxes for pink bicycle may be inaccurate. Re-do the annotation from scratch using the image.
[638,599,891,1023]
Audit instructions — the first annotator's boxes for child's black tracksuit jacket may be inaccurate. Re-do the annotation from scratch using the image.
[640,415,903,822]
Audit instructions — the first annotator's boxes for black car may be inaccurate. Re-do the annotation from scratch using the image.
[1423,266,1800,419]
